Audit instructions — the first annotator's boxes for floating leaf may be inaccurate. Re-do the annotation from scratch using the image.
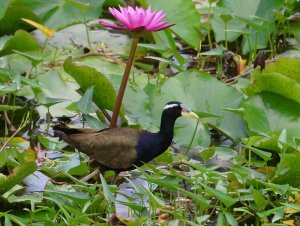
[146,0,202,49]
[246,68,300,104]
[0,3,40,36]
[241,92,300,149]
[0,30,40,57]
[63,56,120,114]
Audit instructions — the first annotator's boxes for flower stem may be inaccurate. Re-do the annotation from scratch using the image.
[110,36,139,128]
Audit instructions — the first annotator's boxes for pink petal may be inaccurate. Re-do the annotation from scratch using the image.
[127,9,138,29]
[119,5,128,14]
[135,7,145,26]
[110,7,131,28]
[143,10,159,27]
[127,5,135,13]
[147,21,169,31]
[151,11,166,24]
[146,11,167,29]
[109,7,117,17]
[102,5,172,32]
[99,20,126,30]
[152,23,174,31]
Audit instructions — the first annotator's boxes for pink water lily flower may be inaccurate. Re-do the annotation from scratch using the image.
[99,5,174,32]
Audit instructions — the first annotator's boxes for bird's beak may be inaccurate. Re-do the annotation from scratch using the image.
[181,109,199,119]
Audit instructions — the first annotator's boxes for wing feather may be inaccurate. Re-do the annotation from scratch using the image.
[62,128,141,170]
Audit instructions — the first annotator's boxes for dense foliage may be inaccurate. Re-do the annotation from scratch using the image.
[0,0,300,225]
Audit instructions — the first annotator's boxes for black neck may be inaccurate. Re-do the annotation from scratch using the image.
[153,111,178,156]
[158,112,177,141]
[135,112,178,166]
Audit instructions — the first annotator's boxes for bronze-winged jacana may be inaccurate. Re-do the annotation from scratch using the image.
[53,101,199,171]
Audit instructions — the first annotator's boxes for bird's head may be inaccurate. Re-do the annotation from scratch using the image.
[163,101,199,120]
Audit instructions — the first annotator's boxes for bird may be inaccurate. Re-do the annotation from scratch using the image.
[53,101,199,172]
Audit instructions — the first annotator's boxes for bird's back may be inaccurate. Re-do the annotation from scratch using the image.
[55,126,143,170]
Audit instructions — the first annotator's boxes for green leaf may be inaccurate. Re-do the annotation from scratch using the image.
[211,9,245,42]
[282,203,300,212]
[143,188,165,208]
[7,193,44,204]
[45,189,89,205]
[224,212,238,226]
[273,153,300,186]
[146,0,202,49]
[145,56,185,71]
[37,134,67,150]
[0,212,28,226]
[241,92,300,149]
[0,0,9,19]
[246,67,300,105]
[0,161,37,194]
[178,188,210,209]
[262,58,300,82]
[216,212,225,226]
[0,3,40,36]
[84,114,102,129]
[198,146,215,164]
[256,206,286,219]
[12,0,105,30]
[63,56,119,114]
[254,179,289,195]
[200,183,237,207]
[99,173,115,204]
[244,145,272,161]
[200,45,224,56]
[12,50,42,66]
[123,87,151,126]
[0,68,12,83]
[77,86,94,114]
[212,0,282,53]
[220,14,233,24]
[0,30,40,57]
[253,189,268,210]
[0,83,18,95]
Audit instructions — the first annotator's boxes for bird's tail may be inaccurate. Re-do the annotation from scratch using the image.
[53,123,99,136]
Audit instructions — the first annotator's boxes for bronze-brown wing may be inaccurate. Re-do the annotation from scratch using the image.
[61,128,141,170]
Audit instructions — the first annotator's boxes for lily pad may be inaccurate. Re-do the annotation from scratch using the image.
[63,56,120,114]
[10,0,105,31]
[0,3,40,36]
[241,92,300,150]
[246,58,300,104]
[33,21,131,54]
[146,0,202,49]
[0,30,40,57]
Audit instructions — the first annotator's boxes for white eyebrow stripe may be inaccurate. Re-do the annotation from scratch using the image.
[163,103,179,110]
